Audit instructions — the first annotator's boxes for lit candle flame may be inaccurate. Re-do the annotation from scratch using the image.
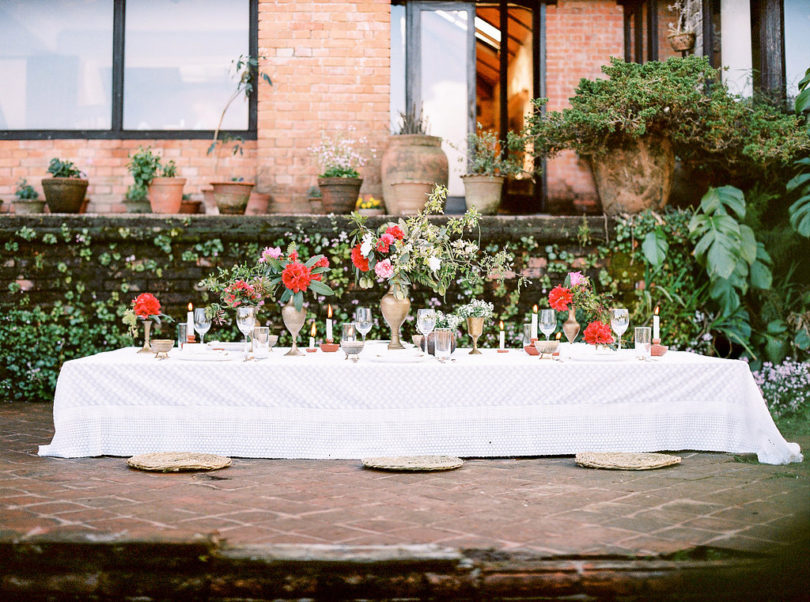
[188,302,193,311]
[310,322,317,336]
[556,332,561,341]
[499,320,504,331]
[327,304,333,318]
[654,305,660,315]
[532,304,538,314]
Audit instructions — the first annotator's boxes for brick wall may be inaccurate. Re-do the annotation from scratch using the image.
[0,0,632,215]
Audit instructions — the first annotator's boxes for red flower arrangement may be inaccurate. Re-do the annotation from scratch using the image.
[288,249,298,262]
[132,292,161,318]
[385,225,404,240]
[281,261,312,293]
[583,321,614,346]
[351,243,370,272]
[548,286,573,312]
[376,232,395,253]
[311,256,330,281]
[223,280,263,308]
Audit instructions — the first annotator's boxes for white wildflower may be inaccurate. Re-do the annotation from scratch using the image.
[428,256,441,272]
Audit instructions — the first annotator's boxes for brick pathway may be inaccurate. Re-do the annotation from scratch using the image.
[1,403,808,599]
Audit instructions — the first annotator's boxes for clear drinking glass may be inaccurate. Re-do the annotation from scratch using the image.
[193,308,211,345]
[235,306,255,356]
[611,308,630,350]
[434,328,453,363]
[522,323,532,346]
[177,323,187,350]
[354,307,372,341]
[253,326,270,358]
[416,309,436,355]
[539,309,556,340]
[634,326,652,360]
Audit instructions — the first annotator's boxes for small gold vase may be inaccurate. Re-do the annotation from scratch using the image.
[380,282,410,350]
[281,299,306,356]
[563,307,580,344]
[137,320,152,354]
[466,316,484,355]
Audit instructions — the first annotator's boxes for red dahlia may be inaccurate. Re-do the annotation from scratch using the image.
[281,261,312,293]
[132,293,161,318]
[351,244,369,272]
[385,225,404,240]
[583,320,614,346]
[548,286,573,312]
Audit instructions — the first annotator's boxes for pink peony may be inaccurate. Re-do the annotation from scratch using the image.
[259,246,282,263]
[568,271,586,287]
[374,259,394,279]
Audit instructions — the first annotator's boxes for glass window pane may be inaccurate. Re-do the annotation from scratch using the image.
[390,4,406,131]
[0,0,112,130]
[420,8,469,197]
[123,0,249,130]
[785,0,810,103]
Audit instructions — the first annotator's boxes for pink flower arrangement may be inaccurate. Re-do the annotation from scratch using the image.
[374,259,394,279]
[259,246,282,263]
[376,232,395,253]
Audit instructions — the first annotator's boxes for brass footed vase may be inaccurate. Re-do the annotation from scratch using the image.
[380,282,410,350]
[563,307,580,344]
[137,320,152,354]
[281,299,306,356]
[466,316,484,355]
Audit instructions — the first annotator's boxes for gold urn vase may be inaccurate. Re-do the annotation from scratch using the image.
[281,299,306,356]
[137,320,153,354]
[380,283,410,350]
[563,307,580,344]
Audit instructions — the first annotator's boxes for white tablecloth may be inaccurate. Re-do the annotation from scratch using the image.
[39,344,802,464]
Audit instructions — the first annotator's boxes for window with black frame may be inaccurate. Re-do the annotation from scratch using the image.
[0,0,255,139]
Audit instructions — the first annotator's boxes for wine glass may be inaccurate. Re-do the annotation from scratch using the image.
[416,309,436,355]
[354,307,372,342]
[611,308,630,350]
[235,306,255,357]
[193,308,211,345]
[539,309,556,340]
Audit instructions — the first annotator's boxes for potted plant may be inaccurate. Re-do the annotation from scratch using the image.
[460,124,525,215]
[307,186,323,214]
[381,105,448,215]
[127,146,185,214]
[356,195,385,216]
[311,130,368,214]
[179,193,202,214]
[122,184,151,214]
[208,55,272,215]
[41,158,88,213]
[667,0,698,53]
[12,178,46,214]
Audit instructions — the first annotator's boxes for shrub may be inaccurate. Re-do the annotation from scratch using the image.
[752,359,810,419]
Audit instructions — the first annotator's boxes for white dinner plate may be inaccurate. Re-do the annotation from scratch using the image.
[176,352,232,362]
[207,342,245,351]
[369,354,427,364]
[568,353,632,363]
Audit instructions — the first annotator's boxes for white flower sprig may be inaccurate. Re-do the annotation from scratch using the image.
[456,299,495,319]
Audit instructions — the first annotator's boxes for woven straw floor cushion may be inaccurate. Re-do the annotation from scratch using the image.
[362,456,464,472]
[127,452,232,472]
[575,452,681,471]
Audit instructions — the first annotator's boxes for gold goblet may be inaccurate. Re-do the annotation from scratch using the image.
[466,316,484,355]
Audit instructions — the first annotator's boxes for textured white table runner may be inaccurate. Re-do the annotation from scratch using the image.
[38,343,802,464]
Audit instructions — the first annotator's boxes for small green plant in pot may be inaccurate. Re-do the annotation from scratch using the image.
[127,146,185,214]
[460,124,525,215]
[41,158,88,213]
[13,178,46,214]
[122,184,151,214]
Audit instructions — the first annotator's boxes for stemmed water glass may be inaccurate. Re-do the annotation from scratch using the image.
[539,309,556,340]
[416,309,436,355]
[354,307,372,342]
[193,308,211,345]
[235,306,255,358]
[611,308,629,350]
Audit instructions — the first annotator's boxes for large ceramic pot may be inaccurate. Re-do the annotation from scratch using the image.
[461,174,505,215]
[318,177,363,214]
[42,178,88,213]
[212,182,255,215]
[590,136,674,215]
[380,283,410,350]
[246,191,270,215]
[390,181,432,215]
[148,177,186,214]
[281,299,306,356]
[381,135,448,214]
[13,199,47,214]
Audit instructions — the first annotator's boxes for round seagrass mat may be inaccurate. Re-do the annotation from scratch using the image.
[127,452,232,473]
[575,452,681,471]
[362,456,464,472]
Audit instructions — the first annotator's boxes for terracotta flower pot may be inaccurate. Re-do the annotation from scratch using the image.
[148,177,186,214]
[246,192,270,215]
[461,174,505,215]
[178,199,201,214]
[41,178,88,213]
[317,177,363,214]
[123,198,152,214]
[381,135,448,214]
[589,135,674,215]
[211,182,255,215]
[13,199,47,214]
[390,181,432,215]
